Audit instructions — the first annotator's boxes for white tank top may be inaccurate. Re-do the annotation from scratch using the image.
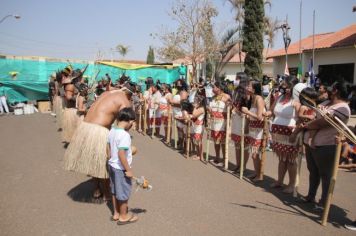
[172,94,182,117]
[273,96,297,127]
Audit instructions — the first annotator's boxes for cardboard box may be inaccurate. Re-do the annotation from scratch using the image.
[38,101,51,113]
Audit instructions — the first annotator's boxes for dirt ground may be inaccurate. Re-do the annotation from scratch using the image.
[0,113,355,236]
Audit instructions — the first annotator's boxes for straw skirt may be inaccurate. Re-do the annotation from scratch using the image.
[63,121,109,179]
[54,96,64,129]
[62,107,79,143]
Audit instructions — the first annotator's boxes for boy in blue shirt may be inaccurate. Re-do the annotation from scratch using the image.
[107,107,138,225]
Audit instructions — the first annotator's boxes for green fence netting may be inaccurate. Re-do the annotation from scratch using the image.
[0,58,180,103]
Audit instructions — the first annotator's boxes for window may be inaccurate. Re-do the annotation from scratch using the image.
[288,67,298,76]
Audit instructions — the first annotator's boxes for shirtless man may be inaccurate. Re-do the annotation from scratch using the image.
[62,70,78,146]
[64,83,134,200]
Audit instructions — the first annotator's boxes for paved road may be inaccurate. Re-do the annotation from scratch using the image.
[0,113,355,236]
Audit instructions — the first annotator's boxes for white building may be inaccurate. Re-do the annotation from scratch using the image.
[173,48,273,82]
[268,24,356,84]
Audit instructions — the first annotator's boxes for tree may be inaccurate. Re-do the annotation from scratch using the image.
[226,0,244,72]
[116,44,130,59]
[242,0,265,78]
[157,0,218,82]
[264,16,279,59]
[227,0,272,75]
[146,46,155,64]
[212,27,240,80]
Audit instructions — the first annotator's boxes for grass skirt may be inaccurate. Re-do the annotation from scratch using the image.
[62,108,79,143]
[54,96,63,129]
[63,121,109,179]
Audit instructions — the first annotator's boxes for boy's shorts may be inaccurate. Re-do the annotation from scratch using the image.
[108,165,132,201]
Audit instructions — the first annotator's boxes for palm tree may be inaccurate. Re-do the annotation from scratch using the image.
[214,27,240,79]
[264,16,279,59]
[116,44,130,59]
[227,0,273,69]
[226,0,244,71]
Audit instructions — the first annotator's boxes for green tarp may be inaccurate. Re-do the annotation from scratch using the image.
[0,57,180,103]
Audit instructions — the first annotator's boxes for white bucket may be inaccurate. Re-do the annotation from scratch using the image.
[14,107,23,115]
[24,104,35,114]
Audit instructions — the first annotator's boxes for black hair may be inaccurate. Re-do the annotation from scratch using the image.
[122,82,136,96]
[181,99,194,114]
[284,75,298,89]
[300,87,318,107]
[332,80,349,101]
[55,71,62,83]
[249,79,262,96]
[117,107,136,121]
[164,84,172,93]
[214,81,230,95]
[193,95,208,126]
[180,80,188,91]
[77,83,89,96]
[145,77,154,87]
[232,72,249,104]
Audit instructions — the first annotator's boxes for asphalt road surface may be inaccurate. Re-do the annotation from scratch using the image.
[0,113,355,236]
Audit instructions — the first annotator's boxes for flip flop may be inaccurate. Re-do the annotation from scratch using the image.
[117,214,138,225]
[110,216,120,222]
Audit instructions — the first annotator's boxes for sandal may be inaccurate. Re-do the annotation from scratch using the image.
[110,216,120,222]
[117,213,139,225]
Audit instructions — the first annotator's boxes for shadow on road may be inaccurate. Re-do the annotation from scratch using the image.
[229,173,351,228]
[67,178,105,204]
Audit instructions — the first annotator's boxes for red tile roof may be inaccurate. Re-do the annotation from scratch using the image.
[173,46,272,64]
[224,47,273,63]
[268,24,356,58]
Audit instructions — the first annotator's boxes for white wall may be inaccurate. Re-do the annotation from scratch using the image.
[272,46,356,83]
[221,63,273,81]
[174,61,274,82]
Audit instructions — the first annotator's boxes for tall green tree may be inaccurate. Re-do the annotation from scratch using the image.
[242,0,265,78]
[146,46,155,64]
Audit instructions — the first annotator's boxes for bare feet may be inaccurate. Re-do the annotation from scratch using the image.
[110,214,120,221]
[192,155,200,161]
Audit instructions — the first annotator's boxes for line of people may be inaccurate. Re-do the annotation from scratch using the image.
[50,66,353,226]
[133,73,352,211]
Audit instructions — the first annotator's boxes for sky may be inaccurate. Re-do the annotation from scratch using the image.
[0,0,355,61]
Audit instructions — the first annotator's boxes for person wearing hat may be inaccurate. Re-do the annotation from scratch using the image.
[63,83,135,201]
[0,83,9,115]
